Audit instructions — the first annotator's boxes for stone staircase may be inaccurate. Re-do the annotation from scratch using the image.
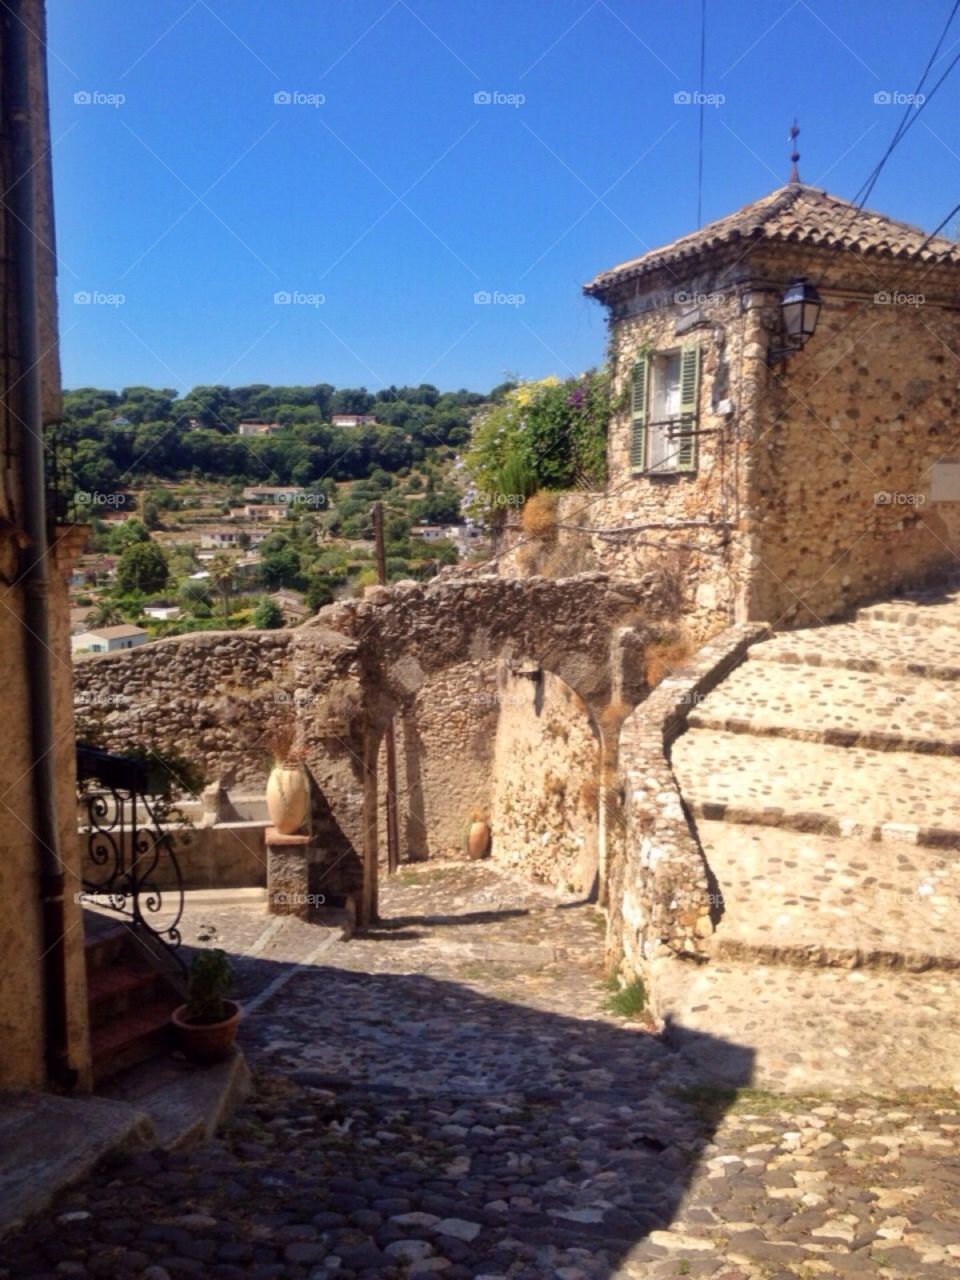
[84,919,181,1084]
[663,578,960,1093]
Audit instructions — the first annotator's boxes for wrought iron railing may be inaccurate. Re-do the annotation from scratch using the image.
[76,744,186,966]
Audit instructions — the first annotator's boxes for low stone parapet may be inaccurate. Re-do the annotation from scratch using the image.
[610,622,770,978]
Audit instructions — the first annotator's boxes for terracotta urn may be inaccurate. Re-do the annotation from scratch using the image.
[467,820,490,860]
[266,764,309,834]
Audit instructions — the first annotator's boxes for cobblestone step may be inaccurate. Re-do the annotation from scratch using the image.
[653,954,960,1092]
[687,661,960,754]
[699,821,960,972]
[672,728,960,847]
[749,623,960,680]
[857,597,960,629]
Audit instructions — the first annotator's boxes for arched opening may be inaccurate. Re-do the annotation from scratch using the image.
[368,658,602,910]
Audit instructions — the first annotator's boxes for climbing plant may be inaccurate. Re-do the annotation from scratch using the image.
[465,369,615,517]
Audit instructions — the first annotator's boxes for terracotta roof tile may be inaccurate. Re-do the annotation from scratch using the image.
[584,182,960,295]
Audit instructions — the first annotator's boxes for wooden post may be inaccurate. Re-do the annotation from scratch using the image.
[372,502,400,875]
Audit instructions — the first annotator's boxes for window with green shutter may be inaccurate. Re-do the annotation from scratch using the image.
[629,356,648,473]
[643,345,701,475]
[675,345,700,473]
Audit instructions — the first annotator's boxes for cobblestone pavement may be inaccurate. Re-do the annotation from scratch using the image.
[3,862,959,1280]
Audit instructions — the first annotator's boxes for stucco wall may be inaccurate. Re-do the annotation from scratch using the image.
[376,660,499,863]
[0,0,91,1091]
[490,669,599,893]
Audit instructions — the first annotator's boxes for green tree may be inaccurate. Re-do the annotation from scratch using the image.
[305,578,335,611]
[252,597,284,629]
[208,553,235,624]
[116,542,169,594]
[87,599,124,627]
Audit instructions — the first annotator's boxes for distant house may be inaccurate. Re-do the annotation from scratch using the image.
[410,525,452,542]
[200,528,241,550]
[331,413,378,428]
[108,415,132,427]
[268,589,309,622]
[72,624,149,655]
[241,485,304,505]
[233,554,262,582]
[238,421,283,437]
[242,503,290,523]
[142,606,181,621]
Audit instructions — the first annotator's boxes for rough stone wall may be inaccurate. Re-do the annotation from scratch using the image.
[0,0,91,1091]
[376,661,499,863]
[490,669,599,893]
[742,249,960,624]
[611,623,769,980]
[74,630,297,788]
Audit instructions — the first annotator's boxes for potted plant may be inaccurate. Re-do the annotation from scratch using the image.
[172,949,241,1063]
[464,807,491,860]
[265,721,309,834]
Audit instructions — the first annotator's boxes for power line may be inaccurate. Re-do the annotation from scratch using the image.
[850,0,960,212]
[696,0,706,227]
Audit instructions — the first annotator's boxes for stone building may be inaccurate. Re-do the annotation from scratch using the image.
[579,170,960,628]
[0,0,92,1090]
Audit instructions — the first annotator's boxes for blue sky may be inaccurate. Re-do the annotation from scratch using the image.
[46,0,960,395]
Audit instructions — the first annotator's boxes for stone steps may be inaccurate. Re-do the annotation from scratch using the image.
[857,597,960,630]
[749,623,960,680]
[653,955,960,1092]
[672,728,960,847]
[687,661,960,754]
[699,821,960,972]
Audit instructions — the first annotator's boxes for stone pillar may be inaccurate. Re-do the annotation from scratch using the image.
[265,829,312,917]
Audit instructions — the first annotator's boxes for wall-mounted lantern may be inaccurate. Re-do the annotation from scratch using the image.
[768,278,822,365]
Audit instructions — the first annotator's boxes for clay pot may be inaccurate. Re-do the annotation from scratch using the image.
[171,1000,241,1063]
[466,820,490,860]
[266,764,309,834]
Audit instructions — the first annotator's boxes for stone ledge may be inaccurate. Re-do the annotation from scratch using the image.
[611,622,770,979]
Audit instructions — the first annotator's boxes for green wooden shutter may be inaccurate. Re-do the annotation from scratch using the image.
[676,345,700,472]
[630,357,648,472]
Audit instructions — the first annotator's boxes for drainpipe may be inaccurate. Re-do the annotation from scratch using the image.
[4,0,76,1089]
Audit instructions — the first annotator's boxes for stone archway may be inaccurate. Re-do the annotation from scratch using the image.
[303,571,676,923]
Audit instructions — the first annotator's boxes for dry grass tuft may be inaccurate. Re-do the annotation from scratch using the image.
[521,490,559,540]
